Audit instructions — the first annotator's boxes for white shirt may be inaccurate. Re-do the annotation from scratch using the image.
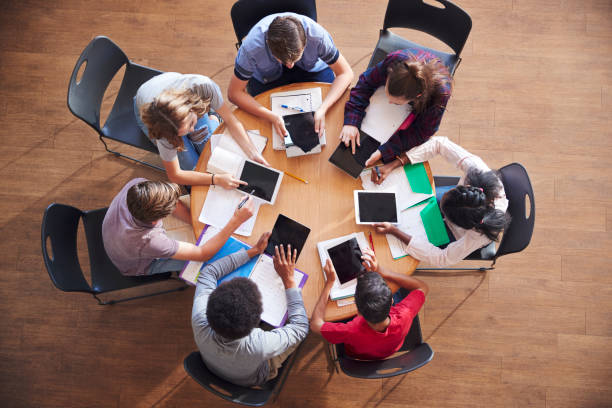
[404,137,509,267]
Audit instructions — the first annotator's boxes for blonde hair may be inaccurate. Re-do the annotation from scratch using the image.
[140,88,210,150]
[126,180,181,224]
[387,56,451,114]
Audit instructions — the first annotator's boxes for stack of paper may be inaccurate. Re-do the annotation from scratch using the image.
[360,86,413,144]
[270,87,327,156]
[316,232,368,300]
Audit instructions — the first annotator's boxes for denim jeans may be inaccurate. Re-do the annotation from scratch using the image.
[247,66,335,96]
[147,258,187,275]
[133,98,219,171]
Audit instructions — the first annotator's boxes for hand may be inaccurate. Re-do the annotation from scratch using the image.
[364,150,382,167]
[273,244,297,288]
[254,231,271,254]
[314,107,326,136]
[215,173,248,190]
[269,112,288,136]
[361,248,379,273]
[323,259,336,285]
[370,162,394,185]
[373,222,395,235]
[251,152,270,167]
[339,125,359,154]
[232,196,255,224]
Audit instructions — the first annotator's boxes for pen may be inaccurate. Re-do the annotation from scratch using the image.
[374,166,381,179]
[281,104,304,112]
[284,171,309,184]
[238,190,256,208]
[368,231,376,254]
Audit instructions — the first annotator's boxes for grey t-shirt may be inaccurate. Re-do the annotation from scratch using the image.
[102,178,179,276]
[135,72,224,162]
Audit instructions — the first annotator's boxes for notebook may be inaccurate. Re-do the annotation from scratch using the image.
[210,129,267,158]
[316,232,368,300]
[354,190,399,224]
[360,86,413,144]
[264,214,311,261]
[328,130,381,178]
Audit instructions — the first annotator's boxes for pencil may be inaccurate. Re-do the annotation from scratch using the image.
[368,231,376,254]
[284,171,309,184]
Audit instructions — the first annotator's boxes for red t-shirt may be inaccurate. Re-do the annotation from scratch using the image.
[320,290,425,360]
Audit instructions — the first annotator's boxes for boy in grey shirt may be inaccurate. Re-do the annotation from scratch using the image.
[191,236,309,386]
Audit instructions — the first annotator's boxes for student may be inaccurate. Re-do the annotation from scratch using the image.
[135,72,268,187]
[372,136,511,267]
[339,48,451,163]
[102,178,255,276]
[228,13,353,138]
[310,249,428,360]
[192,243,309,386]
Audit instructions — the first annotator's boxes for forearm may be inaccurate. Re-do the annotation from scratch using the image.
[165,166,213,187]
[226,118,259,160]
[172,200,192,224]
[319,70,352,114]
[229,87,273,122]
[194,217,242,262]
[310,281,333,333]
[390,226,412,245]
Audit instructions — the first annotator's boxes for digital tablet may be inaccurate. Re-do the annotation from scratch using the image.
[354,190,399,224]
[327,237,366,285]
[237,160,284,204]
[328,130,381,178]
[264,214,311,261]
[283,112,319,153]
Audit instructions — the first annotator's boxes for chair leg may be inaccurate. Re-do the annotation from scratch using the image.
[93,284,189,305]
[98,135,164,172]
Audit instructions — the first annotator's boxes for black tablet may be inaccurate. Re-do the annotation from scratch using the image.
[264,214,311,261]
[283,112,319,153]
[327,238,366,285]
[328,130,381,178]
[237,160,283,204]
[354,190,399,224]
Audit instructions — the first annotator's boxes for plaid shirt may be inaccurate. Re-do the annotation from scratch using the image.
[344,49,451,163]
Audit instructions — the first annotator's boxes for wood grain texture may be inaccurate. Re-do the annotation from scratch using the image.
[1,0,611,407]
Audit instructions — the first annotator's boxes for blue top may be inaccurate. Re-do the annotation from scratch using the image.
[234,12,340,84]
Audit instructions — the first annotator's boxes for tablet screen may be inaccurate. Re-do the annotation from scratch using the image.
[328,130,381,178]
[357,191,398,223]
[264,214,311,261]
[283,112,319,153]
[237,161,280,202]
[327,238,365,285]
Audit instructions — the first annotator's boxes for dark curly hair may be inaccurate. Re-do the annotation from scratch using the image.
[206,278,262,340]
[355,272,392,324]
[441,168,511,241]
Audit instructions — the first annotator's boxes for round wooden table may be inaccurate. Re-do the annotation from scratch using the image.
[191,82,432,321]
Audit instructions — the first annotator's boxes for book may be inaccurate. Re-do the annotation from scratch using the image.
[180,226,308,328]
[270,87,327,155]
[264,214,311,261]
[328,130,381,178]
[316,232,369,300]
[359,162,434,210]
[385,196,450,259]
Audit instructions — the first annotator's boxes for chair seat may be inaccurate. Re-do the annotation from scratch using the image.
[102,110,158,154]
[465,241,496,261]
[369,30,459,73]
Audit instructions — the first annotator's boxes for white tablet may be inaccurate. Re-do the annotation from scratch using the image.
[354,190,399,225]
[236,159,284,205]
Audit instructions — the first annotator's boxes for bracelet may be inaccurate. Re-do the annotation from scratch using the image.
[395,155,407,166]
[211,173,215,185]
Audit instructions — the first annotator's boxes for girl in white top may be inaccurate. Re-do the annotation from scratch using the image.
[135,73,269,188]
[371,136,510,267]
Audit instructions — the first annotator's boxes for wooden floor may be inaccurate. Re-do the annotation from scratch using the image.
[1,0,611,407]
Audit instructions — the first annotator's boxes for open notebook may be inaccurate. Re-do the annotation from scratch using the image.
[180,226,308,327]
[360,86,413,144]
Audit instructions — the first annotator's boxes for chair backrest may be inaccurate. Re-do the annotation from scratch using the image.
[382,0,472,57]
[231,0,317,48]
[335,313,433,379]
[67,36,129,133]
[495,163,535,259]
[184,350,293,406]
[41,203,93,294]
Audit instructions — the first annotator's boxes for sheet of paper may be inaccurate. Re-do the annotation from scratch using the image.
[385,202,429,259]
[336,297,355,307]
[162,195,196,244]
[270,87,325,151]
[211,130,267,158]
[207,146,243,175]
[180,226,220,285]
[199,186,261,236]
[359,166,433,210]
[360,86,413,144]
[317,232,368,300]
[249,255,305,327]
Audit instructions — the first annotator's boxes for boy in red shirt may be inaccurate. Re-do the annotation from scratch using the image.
[310,248,429,360]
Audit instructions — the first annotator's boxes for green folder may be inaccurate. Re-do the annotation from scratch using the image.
[419,197,450,247]
[403,162,433,194]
